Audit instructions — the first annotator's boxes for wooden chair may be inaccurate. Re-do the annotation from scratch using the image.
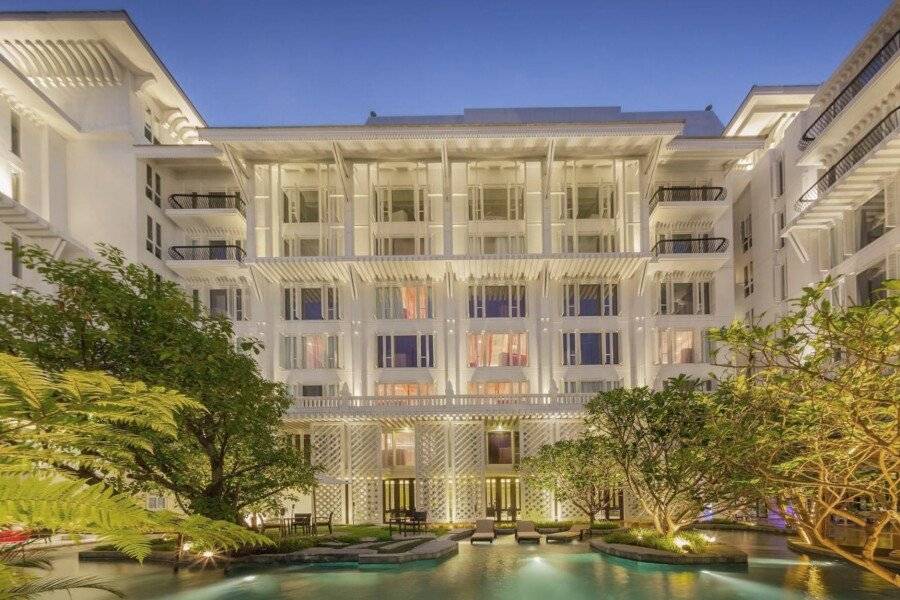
[408,511,428,533]
[293,513,311,535]
[313,511,334,535]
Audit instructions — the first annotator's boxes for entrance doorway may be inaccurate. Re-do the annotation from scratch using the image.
[485,477,520,522]
[383,478,415,521]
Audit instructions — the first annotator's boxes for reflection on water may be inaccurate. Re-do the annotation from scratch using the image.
[42,530,897,600]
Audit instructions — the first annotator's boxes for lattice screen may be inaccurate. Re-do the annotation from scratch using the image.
[451,422,485,522]
[348,423,382,524]
[519,421,555,520]
[415,422,450,522]
[556,420,585,441]
[311,423,346,523]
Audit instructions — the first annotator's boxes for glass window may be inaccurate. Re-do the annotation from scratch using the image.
[377,335,434,368]
[671,283,694,315]
[301,288,323,320]
[672,330,695,364]
[209,289,228,317]
[376,285,431,319]
[467,333,528,367]
[580,333,601,365]
[469,186,524,221]
[562,332,619,365]
[857,191,886,250]
[10,111,19,156]
[376,383,435,396]
[856,262,886,305]
[469,284,526,318]
[382,431,416,467]
[375,188,426,223]
[487,431,513,464]
[563,283,618,316]
[301,335,339,368]
[10,234,21,279]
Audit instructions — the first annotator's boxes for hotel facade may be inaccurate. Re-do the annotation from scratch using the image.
[0,8,897,524]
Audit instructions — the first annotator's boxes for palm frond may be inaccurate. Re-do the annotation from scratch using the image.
[3,574,125,599]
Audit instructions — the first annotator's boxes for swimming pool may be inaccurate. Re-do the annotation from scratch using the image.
[44,530,897,599]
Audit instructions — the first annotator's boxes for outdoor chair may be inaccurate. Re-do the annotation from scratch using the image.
[514,520,541,543]
[547,522,587,543]
[293,513,312,535]
[408,511,428,533]
[313,511,333,535]
[470,518,496,544]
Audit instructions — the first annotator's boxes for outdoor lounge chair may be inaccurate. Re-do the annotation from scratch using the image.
[546,523,587,543]
[470,518,496,544]
[514,520,541,543]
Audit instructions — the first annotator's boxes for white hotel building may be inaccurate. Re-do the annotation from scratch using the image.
[0,8,897,525]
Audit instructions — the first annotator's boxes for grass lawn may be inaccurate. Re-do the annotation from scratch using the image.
[602,529,712,554]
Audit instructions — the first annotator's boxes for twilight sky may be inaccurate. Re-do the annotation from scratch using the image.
[1,0,892,127]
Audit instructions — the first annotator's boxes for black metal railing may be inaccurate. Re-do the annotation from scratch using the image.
[652,237,728,255]
[800,29,900,151]
[168,245,246,261]
[796,106,900,210]
[168,193,245,216]
[649,186,725,213]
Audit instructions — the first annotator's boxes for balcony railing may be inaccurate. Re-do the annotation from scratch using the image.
[168,193,245,216]
[800,29,900,151]
[168,245,246,261]
[796,106,900,210]
[652,237,728,255]
[649,186,725,213]
[288,393,595,417]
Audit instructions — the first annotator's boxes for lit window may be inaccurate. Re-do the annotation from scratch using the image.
[382,431,416,467]
[376,285,432,319]
[487,431,515,464]
[375,383,435,396]
[467,333,528,367]
[656,329,696,364]
[279,335,339,369]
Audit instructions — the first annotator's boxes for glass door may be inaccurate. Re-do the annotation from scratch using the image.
[485,477,520,522]
[383,478,415,522]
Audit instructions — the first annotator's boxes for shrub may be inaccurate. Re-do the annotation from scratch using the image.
[602,528,712,554]
[591,521,621,531]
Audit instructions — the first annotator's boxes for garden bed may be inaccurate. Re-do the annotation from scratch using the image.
[590,529,747,565]
[786,538,900,571]
[689,520,795,536]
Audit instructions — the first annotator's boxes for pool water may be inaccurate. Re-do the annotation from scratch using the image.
[44,531,897,599]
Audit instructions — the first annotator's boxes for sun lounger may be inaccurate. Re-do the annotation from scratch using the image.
[515,520,541,543]
[546,523,588,543]
[470,518,496,544]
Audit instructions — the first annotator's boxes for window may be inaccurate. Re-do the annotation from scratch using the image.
[375,187,428,222]
[382,431,415,467]
[487,431,515,465]
[564,184,616,219]
[563,380,622,394]
[562,332,620,365]
[771,155,784,198]
[740,216,753,252]
[207,288,248,320]
[296,384,339,397]
[143,108,160,144]
[468,185,524,221]
[467,234,525,255]
[209,289,229,317]
[283,189,323,223]
[283,286,339,321]
[468,284,526,318]
[774,211,786,249]
[375,382,435,396]
[658,281,711,315]
[656,329,696,364]
[376,285,432,319]
[280,335,340,369]
[283,236,325,257]
[144,165,161,207]
[10,234,21,279]
[857,191,886,250]
[467,333,528,367]
[856,262,886,305]
[374,236,427,256]
[564,234,618,253]
[10,111,19,156]
[562,283,618,316]
[743,263,754,297]
[10,171,19,202]
[777,263,788,302]
[467,381,529,395]
[377,334,434,368]
[145,216,161,258]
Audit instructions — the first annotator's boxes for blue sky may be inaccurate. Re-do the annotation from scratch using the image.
[1,0,891,126]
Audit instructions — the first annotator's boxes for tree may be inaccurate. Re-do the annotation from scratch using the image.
[585,376,751,535]
[0,352,267,598]
[710,280,899,587]
[518,437,623,525]
[0,244,316,522]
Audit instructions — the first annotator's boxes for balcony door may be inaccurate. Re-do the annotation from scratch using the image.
[383,478,415,521]
[209,239,227,260]
[485,477,520,522]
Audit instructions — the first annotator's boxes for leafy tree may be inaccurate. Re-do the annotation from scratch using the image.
[710,280,899,587]
[0,244,316,522]
[0,352,267,598]
[585,376,751,535]
[518,437,623,525]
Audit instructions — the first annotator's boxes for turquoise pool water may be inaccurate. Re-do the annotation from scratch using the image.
[45,531,897,599]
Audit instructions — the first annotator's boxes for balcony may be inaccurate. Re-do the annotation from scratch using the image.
[165,245,247,279]
[649,237,729,275]
[648,186,728,225]
[792,106,900,227]
[800,29,900,153]
[285,393,595,420]
[165,193,246,230]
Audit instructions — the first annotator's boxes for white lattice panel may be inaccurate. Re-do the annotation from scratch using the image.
[311,423,345,477]
[556,420,585,442]
[350,478,381,525]
[557,498,584,521]
[348,423,381,477]
[316,484,345,523]
[451,422,485,522]
[415,423,449,522]
[520,421,555,456]
[454,476,483,522]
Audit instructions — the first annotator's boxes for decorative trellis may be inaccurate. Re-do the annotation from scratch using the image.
[311,423,345,523]
[415,422,449,522]
[519,421,555,520]
[451,422,485,522]
[348,423,382,523]
[556,420,585,442]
